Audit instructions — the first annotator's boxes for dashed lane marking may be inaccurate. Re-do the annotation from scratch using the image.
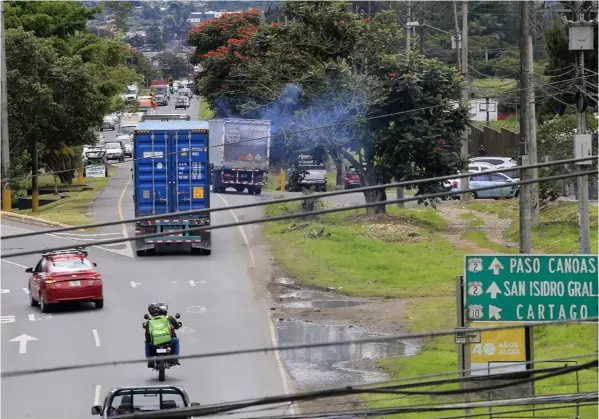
[53,232,123,237]
[93,329,101,347]
[94,385,102,406]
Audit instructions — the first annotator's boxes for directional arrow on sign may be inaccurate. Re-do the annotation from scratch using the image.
[488,258,504,275]
[489,305,503,320]
[486,282,502,299]
[9,334,38,354]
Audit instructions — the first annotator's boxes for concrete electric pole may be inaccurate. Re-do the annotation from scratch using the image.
[460,0,470,202]
[519,0,533,253]
[570,1,594,254]
[0,0,11,211]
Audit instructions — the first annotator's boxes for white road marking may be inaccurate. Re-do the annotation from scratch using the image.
[172,281,178,284]
[94,385,102,406]
[1,223,132,259]
[215,194,255,264]
[28,313,51,321]
[1,315,15,324]
[22,288,29,294]
[9,334,38,354]
[28,314,35,321]
[130,281,141,288]
[185,306,207,313]
[92,329,101,347]
[1,259,28,268]
[189,280,196,287]
[117,175,134,258]
[215,194,294,412]
[1,289,10,294]
[54,232,123,237]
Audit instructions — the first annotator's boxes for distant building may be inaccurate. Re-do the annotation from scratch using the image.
[449,98,499,122]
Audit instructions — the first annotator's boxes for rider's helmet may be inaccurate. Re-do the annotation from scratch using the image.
[148,303,162,317]
[157,302,168,316]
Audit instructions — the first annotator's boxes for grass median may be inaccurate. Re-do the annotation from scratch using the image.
[12,173,113,225]
[263,198,598,418]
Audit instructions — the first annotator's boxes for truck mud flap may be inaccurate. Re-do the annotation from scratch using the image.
[190,231,211,250]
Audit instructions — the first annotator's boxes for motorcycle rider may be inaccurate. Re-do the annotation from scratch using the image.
[144,303,181,367]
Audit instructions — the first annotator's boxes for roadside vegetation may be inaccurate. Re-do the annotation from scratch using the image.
[263,198,598,418]
[11,173,113,225]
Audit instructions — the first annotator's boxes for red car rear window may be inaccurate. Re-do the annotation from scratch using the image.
[48,258,93,273]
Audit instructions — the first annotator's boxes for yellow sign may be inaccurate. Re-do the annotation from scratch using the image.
[470,322,526,363]
[193,187,204,199]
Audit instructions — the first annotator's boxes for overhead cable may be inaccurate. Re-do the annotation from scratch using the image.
[3,154,596,241]
[2,75,590,184]
[2,319,595,378]
[110,388,599,419]
[2,168,597,259]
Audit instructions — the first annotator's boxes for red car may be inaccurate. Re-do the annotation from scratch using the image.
[344,166,361,189]
[26,248,103,313]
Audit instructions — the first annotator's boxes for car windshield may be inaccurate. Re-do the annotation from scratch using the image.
[105,143,120,149]
[109,389,186,413]
[48,258,93,272]
[121,126,135,135]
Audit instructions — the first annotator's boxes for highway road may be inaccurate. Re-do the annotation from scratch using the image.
[1,98,295,418]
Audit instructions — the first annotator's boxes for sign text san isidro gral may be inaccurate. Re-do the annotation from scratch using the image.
[464,255,598,322]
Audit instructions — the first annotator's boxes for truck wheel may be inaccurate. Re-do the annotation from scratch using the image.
[235,186,245,193]
[253,187,262,195]
[247,187,254,194]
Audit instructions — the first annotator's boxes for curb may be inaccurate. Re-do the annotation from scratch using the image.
[0,211,72,228]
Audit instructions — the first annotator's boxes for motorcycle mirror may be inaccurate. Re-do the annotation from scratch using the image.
[175,313,181,319]
[144,314,150,319]
[91,405,102,415]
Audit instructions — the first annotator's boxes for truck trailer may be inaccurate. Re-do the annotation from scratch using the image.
[132,120,211,256]
[208,119,271,195]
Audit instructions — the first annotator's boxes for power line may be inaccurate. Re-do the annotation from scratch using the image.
[2,74,590,184]
[3,154,596,241]
[2,167,596,258]
[111,388,599,419]
[1,319,595,378]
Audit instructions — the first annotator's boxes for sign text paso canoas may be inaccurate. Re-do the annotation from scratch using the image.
[464,255,598,322]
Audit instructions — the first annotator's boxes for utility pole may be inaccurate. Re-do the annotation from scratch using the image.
[453,1,461,72]
[485,97,490,126]
[460,0,470,202]
[0,0,11,211]
[519,0,532,254]
[528,4,540,228]
[406,0,411,54]
[572,1,591,254]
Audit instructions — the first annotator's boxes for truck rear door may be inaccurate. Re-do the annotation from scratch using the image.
[134,130,169,215]
[168,129,210,214]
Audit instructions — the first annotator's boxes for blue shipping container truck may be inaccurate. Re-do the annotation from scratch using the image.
[132,121,211,256]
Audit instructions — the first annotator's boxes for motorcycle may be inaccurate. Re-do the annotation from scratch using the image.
[143,313,182,382]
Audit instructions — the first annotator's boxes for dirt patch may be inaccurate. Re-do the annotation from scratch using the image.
[436,202,493,252]
[470,208,518,248]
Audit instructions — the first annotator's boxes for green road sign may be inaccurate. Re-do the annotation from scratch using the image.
[464,255,598,322]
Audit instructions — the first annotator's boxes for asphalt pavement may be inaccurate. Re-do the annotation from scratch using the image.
[1,98,295,418]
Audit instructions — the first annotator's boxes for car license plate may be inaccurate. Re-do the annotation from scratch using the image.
[69,281,81,287]
[156,348,168,353]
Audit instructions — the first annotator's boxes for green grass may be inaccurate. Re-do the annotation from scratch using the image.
[12,174,113,225]
[472,78,517,95]
[264,203,461,298]
[370,298,598,418]
[198,100,215,119]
